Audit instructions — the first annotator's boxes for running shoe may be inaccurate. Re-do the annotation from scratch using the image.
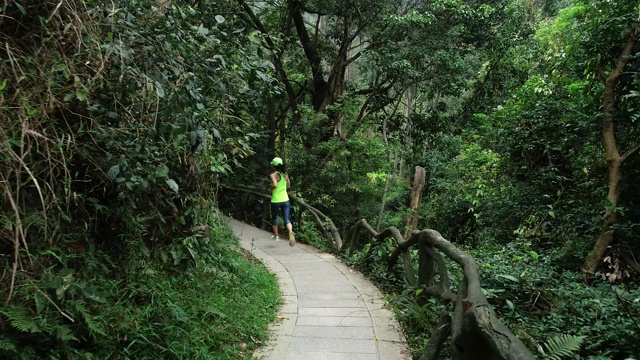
[272,234,279,241]
[289,232,295,246]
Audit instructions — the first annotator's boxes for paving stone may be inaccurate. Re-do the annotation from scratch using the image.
[293,325,374,339]
[295,279,354,287]
[298,307,369,317]
[296,316,372,327]
[296,284,359,294]
[297,292,364,300]
[298,299,366,308]
[377,339,412,360]
[269,314,297,336]
[288,337,376,354]
[280,302,298,314]
[286,352,376,360]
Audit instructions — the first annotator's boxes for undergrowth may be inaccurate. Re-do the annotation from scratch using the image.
[342,229,640,359]
[97,222,281,359]
[1,0,280,358]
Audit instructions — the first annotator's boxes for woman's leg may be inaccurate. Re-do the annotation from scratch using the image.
[271,202,280,239]
[283,201,294,245]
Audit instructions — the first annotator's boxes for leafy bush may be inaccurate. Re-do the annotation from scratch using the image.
[1,0,280,358]
[471,244,640,359]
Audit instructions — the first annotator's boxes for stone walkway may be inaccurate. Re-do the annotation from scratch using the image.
[226,218,411,360]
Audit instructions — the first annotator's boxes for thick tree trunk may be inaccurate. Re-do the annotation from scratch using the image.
[583,24,640,273]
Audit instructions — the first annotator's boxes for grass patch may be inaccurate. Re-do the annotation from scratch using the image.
[97,223,282,360]
[0,221,281,360]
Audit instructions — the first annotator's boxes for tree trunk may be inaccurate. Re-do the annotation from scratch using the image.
[376,114,395,230]
[584,161,622,272]
[376,173,391,231]
[288,0,329,113]
[404,166,426,238]
[583,24,640,273]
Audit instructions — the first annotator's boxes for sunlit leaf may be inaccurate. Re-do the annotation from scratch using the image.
[166,179,179,193]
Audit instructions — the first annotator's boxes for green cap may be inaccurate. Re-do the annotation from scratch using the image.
[271,157,283,166]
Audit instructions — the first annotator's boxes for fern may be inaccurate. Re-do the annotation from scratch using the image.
[540,334,587,360]
[75,302,106,337]
[0,308,41,333]
[55,325,79,343]
[0,337,17,352]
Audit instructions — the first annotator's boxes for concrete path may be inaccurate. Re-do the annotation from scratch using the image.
[226,218,411,360]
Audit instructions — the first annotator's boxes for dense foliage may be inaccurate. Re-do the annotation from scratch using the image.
[3,0,639,359]
[221,0,640,359]
[1,0,279,358]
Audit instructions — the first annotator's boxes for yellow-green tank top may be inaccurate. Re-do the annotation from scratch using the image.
[271,172,289,203]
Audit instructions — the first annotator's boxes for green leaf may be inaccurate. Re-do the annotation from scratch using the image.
[55,325,78,342]
[155,164,169,179]
[529,251,539,261]
[0,337,17,351]
[496,274,519,283]
[82,286,107,303]
[107,165,120,180]
[505,299,515,311]
[197,24,210,36]
[76,89,87,101]
[215,15,225,24]
[13,1,27,15]
[542,334,586,360]
[166,179,179,193]
[212,128,221,140]
[0,309,40,333]
[155,81,165,98]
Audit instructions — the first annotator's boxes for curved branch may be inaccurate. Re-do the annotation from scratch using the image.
[349,219,536,360]
[424,245,451,294]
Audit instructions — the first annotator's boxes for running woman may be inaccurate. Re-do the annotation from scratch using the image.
[269,157,295,246]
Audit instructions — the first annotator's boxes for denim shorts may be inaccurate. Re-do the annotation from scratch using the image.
[271,201,291,225]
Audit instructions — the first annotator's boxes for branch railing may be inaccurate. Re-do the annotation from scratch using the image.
[223,185,535,359]
[346,219,535,360]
